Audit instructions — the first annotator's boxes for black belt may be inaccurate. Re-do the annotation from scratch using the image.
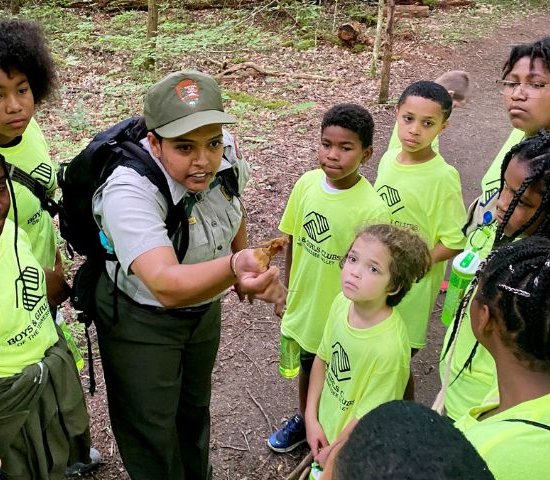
[118,287,213,316]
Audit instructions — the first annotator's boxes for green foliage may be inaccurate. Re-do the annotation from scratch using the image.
[351,44,368,54]
[295,38,316,50]
[478,0,549,6]
[422,0,438,8]
[225,91,289,110]
[288,101,317,115]
[345,3,377,26]
[65,98,94,135]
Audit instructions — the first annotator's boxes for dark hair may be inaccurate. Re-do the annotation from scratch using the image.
[443,132,550,377]
[321,103,374,149]
[502,37,550,79]
[0,19,57,104]
[495,130,550,244]
[397,80,453,121]
[475,237,550,369]
[333,400,494,480]
[341,224,431,307]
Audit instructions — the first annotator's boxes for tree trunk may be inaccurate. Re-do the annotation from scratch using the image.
[10,0,22,14]
[144,0,158,69]
[378,0,396,104]
[369,0,385,78]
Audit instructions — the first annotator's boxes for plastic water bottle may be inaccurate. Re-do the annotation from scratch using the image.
[441,249,482,327]
[279,334,300,378]
[309,462,323,479]
[56,311,85,371]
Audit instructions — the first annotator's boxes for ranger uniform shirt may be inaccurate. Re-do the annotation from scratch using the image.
[93,130,250,307]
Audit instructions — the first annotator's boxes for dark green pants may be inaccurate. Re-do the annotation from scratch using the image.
[95,273,221,480]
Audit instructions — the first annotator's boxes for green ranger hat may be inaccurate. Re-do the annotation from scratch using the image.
[144,70,236,138]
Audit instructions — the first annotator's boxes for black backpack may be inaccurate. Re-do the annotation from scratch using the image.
[57,116,190,393]
[57,117,189,325]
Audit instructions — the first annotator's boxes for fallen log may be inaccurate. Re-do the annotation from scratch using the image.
[395,4,430,18]
[66,0,262,10]
[337,21,374,47]
[437,0,475,8]
[214,62,337,82]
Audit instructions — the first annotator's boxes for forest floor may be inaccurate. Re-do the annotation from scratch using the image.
[5,1,550,478]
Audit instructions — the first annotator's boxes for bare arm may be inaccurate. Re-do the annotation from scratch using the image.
[284,235,293,289]
[231,215,248,253]
[431,242,462,264]
[305,356,329,457]
[131,246,285,309]
[315,418,359,467]
[44,249,71,307]
[231,217,248,301]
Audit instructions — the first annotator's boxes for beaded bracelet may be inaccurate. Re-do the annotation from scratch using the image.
[230,250,244,277]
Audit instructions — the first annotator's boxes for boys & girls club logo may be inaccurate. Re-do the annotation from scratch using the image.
[377,184,404,215]
[15,266,43,311]
[175,79,200,106]
[330,342,351,382]
[303,211,331,243]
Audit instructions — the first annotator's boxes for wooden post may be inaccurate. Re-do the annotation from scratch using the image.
[144,0,158,69]
[10,0,22,14]
[378,0,396,104]
[369,0,385,78]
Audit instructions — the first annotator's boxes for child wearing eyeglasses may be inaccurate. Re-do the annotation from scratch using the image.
[466,36,550,232]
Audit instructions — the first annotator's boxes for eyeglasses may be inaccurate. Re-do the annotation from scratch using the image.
[496,79,550,98]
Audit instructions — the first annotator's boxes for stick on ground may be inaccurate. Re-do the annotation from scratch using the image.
[247,388,275,432]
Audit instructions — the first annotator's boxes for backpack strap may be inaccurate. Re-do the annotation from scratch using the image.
[109,141,189,262]
[5,160,59,217]
[504,419,550,432]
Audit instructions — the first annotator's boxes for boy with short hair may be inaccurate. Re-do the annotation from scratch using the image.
[387,70,470,151]
[374,81,467,354]
[322,401,494,480]
[267,104,390,453]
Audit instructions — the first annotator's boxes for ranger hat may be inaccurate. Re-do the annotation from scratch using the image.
[144,70,236,138]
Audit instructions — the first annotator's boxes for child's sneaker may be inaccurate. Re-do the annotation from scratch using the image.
[267,414,306,452]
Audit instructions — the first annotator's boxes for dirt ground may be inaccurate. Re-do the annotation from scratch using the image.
[50,8,550,480]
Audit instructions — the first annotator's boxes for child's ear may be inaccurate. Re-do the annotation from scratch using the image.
[471,300,496,341]
[361,145,373,164]
[439,120,449,133]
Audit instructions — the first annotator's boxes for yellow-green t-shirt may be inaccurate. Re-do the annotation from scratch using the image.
[480,129,524,207]
[375,149,467,348]
[388,122,440,152]
[317,293,410,443]
[0,219,59,378]
[279,169,390,353]
[455,393,550,480]
[2,118,57,269]
[440,223,501,421]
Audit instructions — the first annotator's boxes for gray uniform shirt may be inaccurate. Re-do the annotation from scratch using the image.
[92,129,250,307]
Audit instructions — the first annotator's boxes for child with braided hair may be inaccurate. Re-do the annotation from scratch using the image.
[453,236,550,480]
[439,130,550,420]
